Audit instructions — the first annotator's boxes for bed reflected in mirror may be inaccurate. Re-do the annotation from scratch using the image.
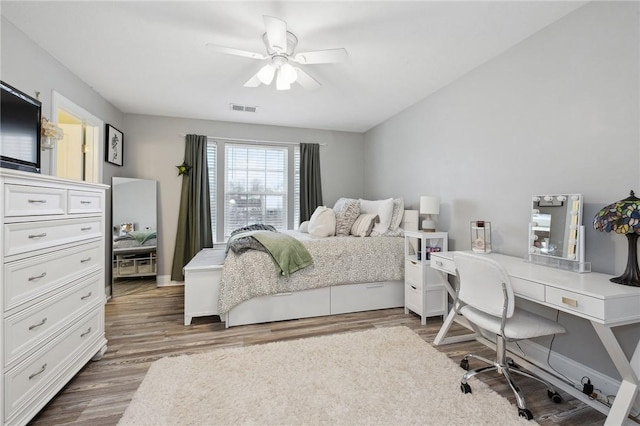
[111,177,158,296]
[529,194,582,261]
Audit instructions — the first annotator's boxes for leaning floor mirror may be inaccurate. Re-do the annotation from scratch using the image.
[111,177,158,296]
[529,194,590,272]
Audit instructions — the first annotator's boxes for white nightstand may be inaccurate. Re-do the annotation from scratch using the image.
[403,231,448,325]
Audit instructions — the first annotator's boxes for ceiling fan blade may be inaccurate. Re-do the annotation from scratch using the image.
[243,72,262,88]
[293,48,348,65]
[206,43,266,60]
[263,15,287,53]
[294,68,321,90]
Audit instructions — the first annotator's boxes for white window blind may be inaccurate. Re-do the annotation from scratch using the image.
[206,142,217,236]
[294,146,300,229]
[224,144,288,238]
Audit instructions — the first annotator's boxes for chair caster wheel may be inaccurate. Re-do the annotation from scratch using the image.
[460,358,469,370]
[460,382,472,394]
[518,408,533,420]
[507,358,520,369]
[547,390,563,403]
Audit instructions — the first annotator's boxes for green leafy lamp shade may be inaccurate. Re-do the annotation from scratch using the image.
[593,190,640,286]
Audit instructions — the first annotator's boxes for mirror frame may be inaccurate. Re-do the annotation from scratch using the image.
[529,194,583,261]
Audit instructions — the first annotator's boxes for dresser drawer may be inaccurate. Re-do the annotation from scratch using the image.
[431,254,456,275]
[4,308,103,421]
[4,274,103,367]
[4,185,66,217]
[405,259,422,284]
[546,287,604,320]
[68,190,103,214]
[4,218,102,258]
[4,242,102,311]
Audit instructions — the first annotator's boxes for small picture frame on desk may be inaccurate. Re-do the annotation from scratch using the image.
[105,124,124,166]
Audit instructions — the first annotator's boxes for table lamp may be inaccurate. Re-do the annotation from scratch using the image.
[593,190,640,286]
[419,195,439,232]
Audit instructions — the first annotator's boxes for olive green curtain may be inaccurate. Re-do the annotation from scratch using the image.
[300,143,323,223]
[171,134,213,281]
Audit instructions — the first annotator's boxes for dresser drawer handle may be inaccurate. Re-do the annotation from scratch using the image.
[28,233,47,239]
[28,272,47,281]
[29,363,47,380]
[28,199,47,204]
[80,200,92,205]
[81,327,92,338]
[80,257,92,263]
[28,317,47,330]
[81,292,92,300]
[561,297,578,307]
[80,227,92,231]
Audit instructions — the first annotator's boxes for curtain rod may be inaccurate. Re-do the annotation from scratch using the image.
[180,134,327,147]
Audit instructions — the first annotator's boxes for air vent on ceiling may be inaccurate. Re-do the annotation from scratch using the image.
[230,103,258,113]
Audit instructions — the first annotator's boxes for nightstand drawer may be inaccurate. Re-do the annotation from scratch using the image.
[405,282,423,313]
[405,259,422,284]
[4,185,66,217]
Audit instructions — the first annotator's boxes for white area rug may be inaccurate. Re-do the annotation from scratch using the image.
[119,326,535,425]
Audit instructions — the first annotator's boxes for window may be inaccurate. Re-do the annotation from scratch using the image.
[207,140,299,242]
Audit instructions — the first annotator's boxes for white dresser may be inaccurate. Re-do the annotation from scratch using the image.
[0,169,108,425]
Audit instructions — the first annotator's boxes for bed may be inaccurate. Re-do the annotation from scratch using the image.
[113,230,157,254]
[218,203,417,327]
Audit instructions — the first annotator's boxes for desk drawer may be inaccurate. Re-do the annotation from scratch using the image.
[405,260,422,285]
[4,218,102,258]
[4,242,102,311]
[68,190,103,214]
[546,287,604,320]
[430,255,455,275]
[4,185,66,217]
[511,277,544,302]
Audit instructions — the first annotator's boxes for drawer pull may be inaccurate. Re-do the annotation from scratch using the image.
[80,257,92,263]
[80,227,93,231]
[366,283,385,288]
[435,261,443,267]
[28,272,47,281]
[410,260,418,265]
[410,285,417,290]
[81,327,92,338]
[81,291,92,300]
[28,199,47,204]
[29,363,47,380]
[80,200,92,205]
[28,232,47,239]
[273,292,293,297]
[561,297,578,307]
[28,317,47,330]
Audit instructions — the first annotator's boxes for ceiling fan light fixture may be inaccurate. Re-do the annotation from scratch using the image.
[257,63,276,85]
[276,69,291,91]
[279,63,297,84]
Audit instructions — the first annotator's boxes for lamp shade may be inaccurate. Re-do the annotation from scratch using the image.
[419,196,440,215]
[593,190,640,286]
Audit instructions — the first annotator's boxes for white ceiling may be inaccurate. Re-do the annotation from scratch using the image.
[1,1,586,133]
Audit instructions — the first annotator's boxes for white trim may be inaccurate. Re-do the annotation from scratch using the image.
[181,134,326,147]
[156,274,183,287]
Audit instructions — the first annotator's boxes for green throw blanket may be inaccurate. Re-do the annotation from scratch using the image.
[228,230,313,276]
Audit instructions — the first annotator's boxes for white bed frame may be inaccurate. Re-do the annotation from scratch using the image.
[183,211,418,328]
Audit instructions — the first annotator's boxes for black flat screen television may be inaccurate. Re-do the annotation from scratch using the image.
[0,81,42,173]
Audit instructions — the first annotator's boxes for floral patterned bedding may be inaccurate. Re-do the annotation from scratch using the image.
[217,231,404,315]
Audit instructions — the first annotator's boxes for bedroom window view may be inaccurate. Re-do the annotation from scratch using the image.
[207,142,300,242]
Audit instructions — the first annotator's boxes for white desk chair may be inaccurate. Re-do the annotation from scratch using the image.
[453,252,566,420]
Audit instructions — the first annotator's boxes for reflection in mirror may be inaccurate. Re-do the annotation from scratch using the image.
[529,194,582,261]
[112,177,158,296]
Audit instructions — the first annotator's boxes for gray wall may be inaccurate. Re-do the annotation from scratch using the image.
[363,1,639,379]
[123,114,364,281]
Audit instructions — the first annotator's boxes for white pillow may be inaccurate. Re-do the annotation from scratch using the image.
[299,221,309,233]
[359,198,394,235]
[308,206,336,237]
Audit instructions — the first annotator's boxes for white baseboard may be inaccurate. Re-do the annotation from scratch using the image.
[157,275,183,287]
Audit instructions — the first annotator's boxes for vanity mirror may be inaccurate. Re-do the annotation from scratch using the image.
[529,194,589,272]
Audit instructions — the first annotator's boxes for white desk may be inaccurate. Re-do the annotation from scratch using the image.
[430,251,640,426]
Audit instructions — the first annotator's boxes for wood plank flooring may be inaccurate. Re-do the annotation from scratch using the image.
[29,280,612,425]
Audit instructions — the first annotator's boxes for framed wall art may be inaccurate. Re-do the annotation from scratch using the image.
[105,124,124,166]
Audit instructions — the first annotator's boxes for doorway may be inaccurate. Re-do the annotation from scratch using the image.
[51,91,103,183]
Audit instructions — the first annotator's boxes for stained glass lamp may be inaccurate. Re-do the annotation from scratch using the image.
[593,190,640,286]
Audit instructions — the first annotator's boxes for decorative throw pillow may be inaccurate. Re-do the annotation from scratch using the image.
[350,214,379,237]
[308,206,336,237]
[299,221,310,233]
[359,198,394,235]
[388,198,405,231]
[333,198,361,237]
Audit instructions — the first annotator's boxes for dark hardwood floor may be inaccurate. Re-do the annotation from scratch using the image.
[29,279,611,425]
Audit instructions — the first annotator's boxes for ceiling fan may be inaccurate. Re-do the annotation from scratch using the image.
[207,15,348,91]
